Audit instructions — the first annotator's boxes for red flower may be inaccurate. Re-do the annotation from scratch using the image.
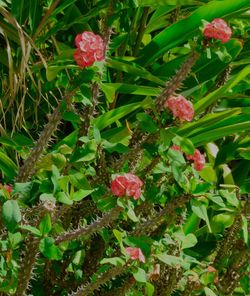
[171,145,181,151]
[111,173,143,200]
[203,18,232,44]
[186,149,205,171]
[125,247,145,263]
[74,31,105,67]
[165,95,194,122]
[5,184,12,194]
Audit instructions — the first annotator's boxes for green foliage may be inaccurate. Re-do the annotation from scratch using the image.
[0,0,249,295]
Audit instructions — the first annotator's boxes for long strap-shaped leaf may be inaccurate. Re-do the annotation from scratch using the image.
[137,0,250,66]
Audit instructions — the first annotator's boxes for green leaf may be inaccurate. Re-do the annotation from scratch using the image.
[29,0,43,34]
[40,193,56,203]
[20,225,41,236]
[219,190,239,207]
[146,282,155,296]
[204,287,217,296]
[39,237,63,260]
[138,0,197,6]
[100,257,125,266]
[177,109,241,138]
[39,213,52,236]
[191,200,212,232]
[195,65,250,113]
[113,229,124,244]
[136,113,158,133]
[0,149,17,180]
[155,254,190,270]
[127,207,139,222]
[72,189,94,202]
[133,268,147,283]
[93,97,153,130]
[101,83,116,103]
[62,111,81,123]
[181,233,198,249]
[211,213,234,233]
[70,140,97,163]
[69,172,92,190]
[93,126,102,144]
[8,232,22,249]
[46,65,78,81]
[241,215,248,244]
[13,182,33,199]
[36,153,66,171]
[172,135,195,155]
[11,0,28,24]
[107,58,165,86]
[2,200,21,232]
[57,192,73,205]
[238,148,250,160]
[51,165,60,193]
[103,83,161,97]
[137,0,250,65]
[199,166,217,183]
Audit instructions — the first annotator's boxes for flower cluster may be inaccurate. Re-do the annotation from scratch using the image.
[0,184,12,194]
[125,247,145,263]
[203,18,232,44]
[74,31,105,68]
[186,149,206,171]
[165,95,194,122]
[171,146,205,171]
[111,173,143,200]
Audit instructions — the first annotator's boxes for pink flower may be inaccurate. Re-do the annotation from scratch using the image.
[164,95,194,122]
[74,31,105,67]
[203,18,232,44]
[186,149,205,171]
[111,173,143,200]
[5,184,12,194]
[125,247,145,263]
[171,145,182,152]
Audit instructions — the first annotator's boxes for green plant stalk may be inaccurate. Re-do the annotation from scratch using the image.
[15,238,40,296]
[182,280,196,296]
[214,214,241,266]
[16,92,73,182]
[214,199,250,266]
[70,265,125,296]
[158,266,182,296]
[132,195,191,236]
[156,51,200,111]
[217,247,250,295]
[78,82,100,139]
[133,7,150,56]
[67,195,189,295]
[104,278,135,296]
[55,205,122,244]
[83,234,106,278]
[15,201,55,296]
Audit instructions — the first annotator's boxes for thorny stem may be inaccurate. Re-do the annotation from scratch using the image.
[15,238,41,296]
[70,265,125,296]
[132,195,191,236]
[214,199,250,266]
[55,206,122,244]
[156,51,200,111]
[16,91,75,182]
[133,7,150,56]
[217,243,250,295]
[15,201,55,296]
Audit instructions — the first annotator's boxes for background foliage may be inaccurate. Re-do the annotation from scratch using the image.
[0,0,249,295]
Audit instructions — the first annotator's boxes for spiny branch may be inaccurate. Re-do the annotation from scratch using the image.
[156,51,199,111]
[55,205,122,244]
[16,91,75,182]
